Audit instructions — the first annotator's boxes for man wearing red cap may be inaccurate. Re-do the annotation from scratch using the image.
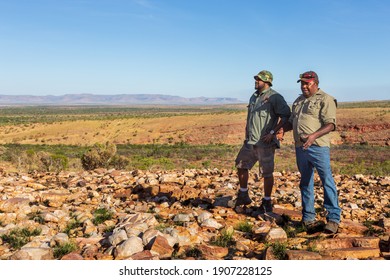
[284,71,341,234]
[234,70,291,215]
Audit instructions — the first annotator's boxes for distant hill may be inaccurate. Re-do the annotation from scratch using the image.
[0,94,244,105]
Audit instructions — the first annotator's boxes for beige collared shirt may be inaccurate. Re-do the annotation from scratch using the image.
[289,89,337,147]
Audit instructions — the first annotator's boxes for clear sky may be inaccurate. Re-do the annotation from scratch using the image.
[0,0,389,103]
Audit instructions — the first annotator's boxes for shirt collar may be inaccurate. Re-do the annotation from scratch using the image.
[255,87,271,96]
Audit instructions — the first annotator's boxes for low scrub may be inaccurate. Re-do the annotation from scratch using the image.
[92,208,114,225]
[184,246,203,259]
[53,242,78,259]
[267,241,287,260]
[211,228,235,247]
[363,220,385,236]
[0,143,388,176]
[234,220,253,233]
[1,227,42,250]
[64,219,83,236]
[81,142,117,170]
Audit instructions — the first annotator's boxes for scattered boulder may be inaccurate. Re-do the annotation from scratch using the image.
[0,169,388,260]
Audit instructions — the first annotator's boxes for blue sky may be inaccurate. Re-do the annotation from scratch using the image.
[0,0,389,103]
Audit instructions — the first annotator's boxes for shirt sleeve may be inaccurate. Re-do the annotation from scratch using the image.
[272,94,291,123]
[321,95,337,129]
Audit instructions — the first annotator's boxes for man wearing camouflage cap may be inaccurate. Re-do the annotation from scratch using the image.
[234,70,291,215]
[285,70,341,234]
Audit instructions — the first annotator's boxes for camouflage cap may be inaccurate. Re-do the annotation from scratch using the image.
[297,71,319,84]
[254,70,273,86]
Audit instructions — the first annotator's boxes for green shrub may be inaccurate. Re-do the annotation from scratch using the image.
[211,228,235,247]
[64,219,83,236]
[37,152,69,172]
[110,155,130,170]
[202,160,211,168]
[268,242,287,260]
[1,142,388,175]
[306,243,319,253]
[363,220,384,236]
[155,223,169,232]
[37,151,51,171]
[92,208,113,225]
[130,156,174,170]
[81,142,117,170]
[50,154,69,172]
[185,246,203,259]
[53,242,78,259]
[4,148,69,172]
[234,220,253,233]
[284,223,307,238]
[1,227,42,249]
[27,211,45,224]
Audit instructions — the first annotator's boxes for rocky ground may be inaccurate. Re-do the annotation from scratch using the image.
[0,168,389,260]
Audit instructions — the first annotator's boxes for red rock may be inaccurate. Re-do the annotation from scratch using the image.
[286,250,322,260]
[149,235,174,259]
[321,247,381,259]
[128,250,159,260]
[198,244,229,259]
[61,252,84,260]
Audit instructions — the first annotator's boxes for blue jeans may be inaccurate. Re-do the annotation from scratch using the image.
[295,146,341,224]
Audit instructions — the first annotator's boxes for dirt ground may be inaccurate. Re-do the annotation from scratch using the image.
[0,106,388,147]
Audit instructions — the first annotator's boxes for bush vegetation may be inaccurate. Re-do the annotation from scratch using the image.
[53,242,78,259]
[0,103,388,174]
[0,227,42,249]
[64,219,83,236]
[0,105,244,125]
[0,142,388,175]
[234,220,253,233]
[184,246,203,259]
[81,142,117,170]
[267,241,287,260]
[363,220,385,236]
[27,211,45,224]
[210,228,235,247]
[338,100,390,108]
[92,208,114,225]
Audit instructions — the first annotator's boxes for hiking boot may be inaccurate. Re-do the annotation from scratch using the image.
[303,220,325,234]
[257,198,273,214]
[324,221,339,234]
[234,190,252,207]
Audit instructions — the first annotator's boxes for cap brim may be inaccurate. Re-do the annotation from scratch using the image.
[254,76,272,85]
[297,78,315,83]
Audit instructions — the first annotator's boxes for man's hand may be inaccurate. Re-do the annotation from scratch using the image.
[261,133,275,143]
[301,133,316,150]
[276,127,284,141]
[301,123,335,149]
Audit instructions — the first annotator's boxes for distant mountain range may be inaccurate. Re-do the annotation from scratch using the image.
[0,94,244,106]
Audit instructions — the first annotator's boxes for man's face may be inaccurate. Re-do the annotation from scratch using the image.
[255,78,266,91]
[300,80,318,98]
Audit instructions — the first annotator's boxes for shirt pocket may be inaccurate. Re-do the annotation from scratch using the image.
[259,102,271,118]
[292,102,302,117]
[304,100,321,116]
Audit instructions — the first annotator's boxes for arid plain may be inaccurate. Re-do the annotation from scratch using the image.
[0,102,389,260]
[0,102,388,174]
[0,103,388,147]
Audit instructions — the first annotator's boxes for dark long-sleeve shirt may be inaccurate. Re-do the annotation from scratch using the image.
[245,88,291,147]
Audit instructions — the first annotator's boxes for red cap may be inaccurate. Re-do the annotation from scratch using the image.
[297,71,319,83]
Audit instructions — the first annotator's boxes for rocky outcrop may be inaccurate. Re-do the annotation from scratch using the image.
[0,168,389,260]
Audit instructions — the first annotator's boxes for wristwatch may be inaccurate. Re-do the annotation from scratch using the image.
[270,130,275,135]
